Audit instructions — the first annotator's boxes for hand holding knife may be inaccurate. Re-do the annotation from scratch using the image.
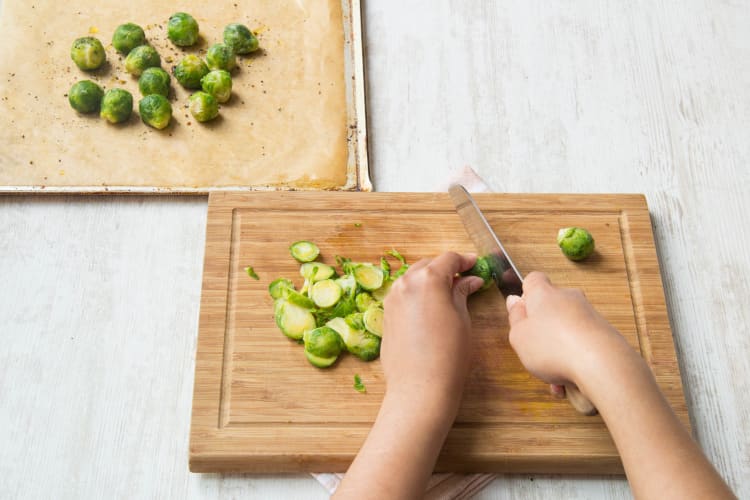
[449,184,597,416]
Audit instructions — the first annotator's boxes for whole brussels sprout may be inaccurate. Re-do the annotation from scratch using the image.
[139,94,172,129]
[188,91,219,122]
[100,88,133,124]
[138,67,171,97]
[167,12,199,47]
[461,255,496,291]
[112,23,146,54]
[206,43,236,71]
[68,80,104,113]
[557,227,595,261]
[200,69,232,103]
[124,45,161,76]
[223,23,259,54]
[173,55,209,89]
[70,37,106,71]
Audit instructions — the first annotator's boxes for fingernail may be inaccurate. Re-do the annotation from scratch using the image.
[506,294,522,312]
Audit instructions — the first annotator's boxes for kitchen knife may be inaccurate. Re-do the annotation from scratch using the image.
[448,184,598,416]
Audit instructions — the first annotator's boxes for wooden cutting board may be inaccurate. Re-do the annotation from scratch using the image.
[190,192,689,473]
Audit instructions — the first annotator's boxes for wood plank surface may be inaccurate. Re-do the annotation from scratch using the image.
[190,191,687,473]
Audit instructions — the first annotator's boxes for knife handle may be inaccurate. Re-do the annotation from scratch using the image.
[564,384,598,416]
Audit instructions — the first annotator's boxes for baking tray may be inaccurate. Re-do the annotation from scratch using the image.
[0,0,370,193]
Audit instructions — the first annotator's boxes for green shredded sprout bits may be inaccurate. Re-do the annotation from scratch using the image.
[353,374,366,393]
[244,266,260,280]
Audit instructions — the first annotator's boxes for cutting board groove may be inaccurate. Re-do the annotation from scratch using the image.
[190,192,688,473]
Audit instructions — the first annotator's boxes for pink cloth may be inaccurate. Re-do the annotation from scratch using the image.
[312,166,496,498]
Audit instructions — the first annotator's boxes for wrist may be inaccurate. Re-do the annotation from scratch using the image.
[383,383,463,433]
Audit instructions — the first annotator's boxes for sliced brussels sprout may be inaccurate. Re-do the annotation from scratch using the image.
[223,23,259,54]
[300,262,335,281]
[100,88,133,124]
[124,45,161,76]
[112,23,146,54]
[344,312,365,331]
[138,94,172,129]
[326,317,381,361]
[355,292,376,312]
[335,275,357,296]
[380,257,391,279]
[275,299,316,341]
[557,227,595,261]
[386,248,409,278]
[268,278,294,299]
[206,43,236,71]
[315,293,356,327]
[68,80,104,113]
[371,279,393,302]
[290,241,320,262]
[71,37,106,71]
[138,67,171,97]
[201,69,232,103]
[167,12,199,47]
[310,279,342,308]
[281,287,315,310]
[363,306,383,337]
[173,55,209,89]
[244,266,260,280]
[188,91,219,122]
[303,326,344,367]
[353,264,384,291]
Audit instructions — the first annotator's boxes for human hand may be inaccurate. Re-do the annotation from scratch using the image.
[505,272,632,390]
[382,252,485,412]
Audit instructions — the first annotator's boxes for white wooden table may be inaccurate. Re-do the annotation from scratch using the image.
[1,1,748,498]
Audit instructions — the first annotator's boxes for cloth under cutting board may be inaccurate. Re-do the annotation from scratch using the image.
[311,166,497,498]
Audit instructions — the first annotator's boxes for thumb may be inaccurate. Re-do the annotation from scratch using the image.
[453,275,485,299]
[505,295,527,326]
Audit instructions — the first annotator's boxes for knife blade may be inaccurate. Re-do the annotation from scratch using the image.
[448,184,523,297]
[448,184,598,416]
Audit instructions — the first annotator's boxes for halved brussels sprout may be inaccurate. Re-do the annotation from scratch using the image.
[326,317,380,361]
[138,67,171,97]
[124,45,161,76]
[303,326,344,367]
[290,241,320,262]
[355,292,376,312]
[200,69,232,103]
[173,55,209,89]
[353,264,384,291]
[311,279,343,308]
[138,94,172,129]
[100,88,133,124]
[276,299,316,341]
[223,23,259,54]
[300,262,336,282]
[68,80,104,113]
[363,306,383,337]
[167,12,199,47]
[71,37,106,71]
[269,278,294,299]
[112,23,146,54]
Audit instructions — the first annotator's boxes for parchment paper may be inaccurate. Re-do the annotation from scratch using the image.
[0,0,351,190]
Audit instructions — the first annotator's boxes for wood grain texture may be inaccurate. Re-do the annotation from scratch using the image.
[2,0,749,498]
[190,191,687,473]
